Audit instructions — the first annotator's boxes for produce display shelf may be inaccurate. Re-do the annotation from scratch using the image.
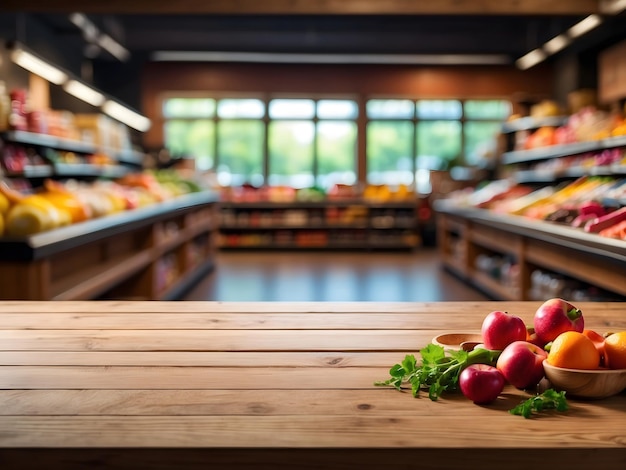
[1,131,146,166]
[1,130,96,155]
[468,269,518,301]
[51,250,153,300]
[502,141,602,165]
[106,149,145,166]
[158,257,216,301]
[53,163,130,179]
[220,200,418,209]
[435,202,626,264]
[220,224,370,231]
[502,135,626,165]
[220,242,416,251]
[0,191,220,261]
[501,116,569,134]
[513,165,624,183]
[4,165,53,179]
[441,254,467,278]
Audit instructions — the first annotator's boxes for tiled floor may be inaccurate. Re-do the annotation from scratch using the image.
[181,248,489,302]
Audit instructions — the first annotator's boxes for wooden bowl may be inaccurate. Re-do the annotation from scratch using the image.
[432,333,483,352]
[543,361,626,399]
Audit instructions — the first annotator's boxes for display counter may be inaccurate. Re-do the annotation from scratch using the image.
[0,192,219,300]
[435,202,626,300]
[0,301,624,470]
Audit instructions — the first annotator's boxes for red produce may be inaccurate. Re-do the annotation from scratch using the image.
[533,298,584,344]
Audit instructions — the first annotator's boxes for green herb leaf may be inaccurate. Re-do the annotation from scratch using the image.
[509,389,568,419]
[374,344,500,400]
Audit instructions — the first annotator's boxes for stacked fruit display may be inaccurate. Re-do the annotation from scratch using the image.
[377,298,626,416]
[469,298,626,402]
[0,170,204,238]
[518,106,626,151]
[220,183,417,203]
[454,177,626,240]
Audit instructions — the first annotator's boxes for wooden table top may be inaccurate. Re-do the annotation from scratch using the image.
[0,301,625,470]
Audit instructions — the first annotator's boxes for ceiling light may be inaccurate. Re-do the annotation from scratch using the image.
[10,47,68,85]
[70,12,130,62]
[102,100,151,132]
[63,79,105,106]
[97,34,130,62]
[515,49,546,70]
[543,34,571,55]
[151,51,510,65]
[567,14,603,38]
[69,12,88,28]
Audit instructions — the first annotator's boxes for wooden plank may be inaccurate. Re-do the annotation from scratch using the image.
[0,312,482,330]
[0,329,461,351]
[0,261,49,300]
[469,270,519,301]
[50,251,153,300]
[469,224,523,256]
[0,366,389,389]
[0,388,479,416]
[1,387,623,417]
[0,414,622,449]
[0,351,410,367]
[0,309,623,331]
[0,300,620,314]
[524,239,626,296]
[0,0,599,14]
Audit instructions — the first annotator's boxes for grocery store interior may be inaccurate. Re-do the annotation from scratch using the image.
[0,1,625,302]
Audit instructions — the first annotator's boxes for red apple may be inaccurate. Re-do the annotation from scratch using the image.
[481,310,527,350]
[525,327,548,349]
[496,341,548,389]
[533,298,584,344]
[459,364,505,404]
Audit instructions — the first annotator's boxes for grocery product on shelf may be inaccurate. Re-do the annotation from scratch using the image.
[0,168,208,237]
[446,176,626,240]
[529,269,623,302]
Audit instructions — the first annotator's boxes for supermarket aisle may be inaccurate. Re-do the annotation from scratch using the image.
[182,248,488,302]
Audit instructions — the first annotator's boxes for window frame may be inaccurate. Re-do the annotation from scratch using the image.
[160,92,510,190]
[364,96,511,187]
[161,93,360,189]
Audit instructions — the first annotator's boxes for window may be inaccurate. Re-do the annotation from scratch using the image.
[416,100,462,171]
[267,98,357,189]
[216,99,265,187]
[162,98,215,170]
[365,98,510,190]
[366,100,415,186]
[316,100,357,188]
[463,100,511,167]
[367,120,414,185]
[162,95,509,191]
[217,120,264,187]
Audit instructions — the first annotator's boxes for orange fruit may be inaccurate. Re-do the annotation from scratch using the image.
[547,331,600,370]
[42,192,91,223]
[582,329,607,367]
[604,332,626,370]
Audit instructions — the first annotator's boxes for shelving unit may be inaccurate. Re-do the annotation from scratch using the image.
[218,199,421,250]
[0,130,145,183]
[436,113,625,300]
[0,191,219,300]
[499,115,626,184]
[435,202,626,301]
[500,116,569,134]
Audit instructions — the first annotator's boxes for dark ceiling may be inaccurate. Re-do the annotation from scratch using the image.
[32,13,605,62]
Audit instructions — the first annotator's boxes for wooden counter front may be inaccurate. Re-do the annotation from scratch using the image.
[0,301,624,469]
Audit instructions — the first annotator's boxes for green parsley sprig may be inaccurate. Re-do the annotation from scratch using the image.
[509,389,568,418]
[374,344,501,401]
